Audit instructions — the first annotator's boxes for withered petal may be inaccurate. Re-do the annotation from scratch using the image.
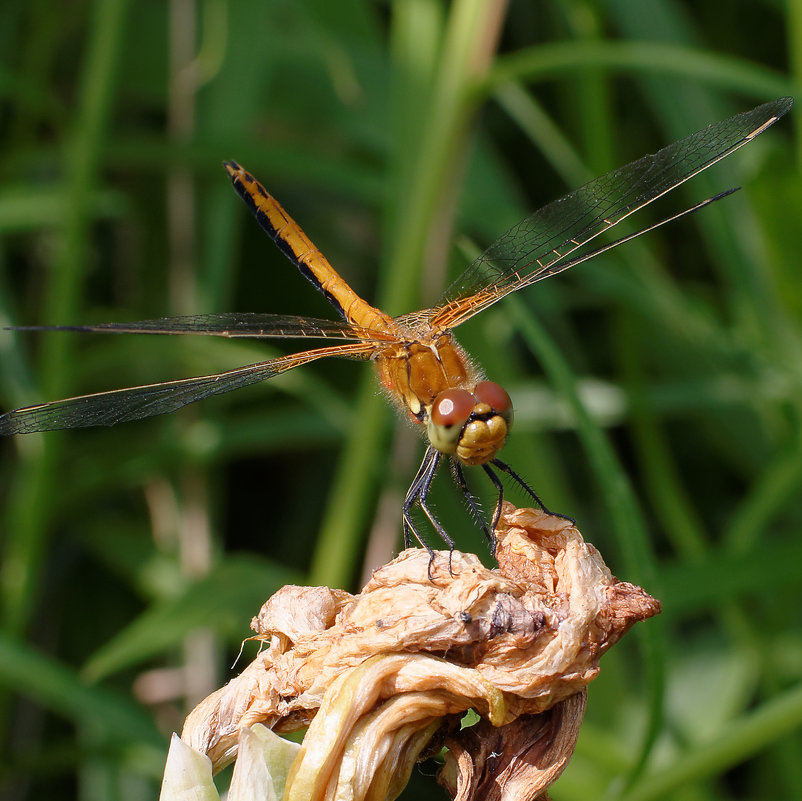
[439,691,587,801]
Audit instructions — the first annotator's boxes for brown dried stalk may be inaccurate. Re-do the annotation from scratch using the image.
[181,504,660,800]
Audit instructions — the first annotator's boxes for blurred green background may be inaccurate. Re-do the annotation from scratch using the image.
[0,0,800,798]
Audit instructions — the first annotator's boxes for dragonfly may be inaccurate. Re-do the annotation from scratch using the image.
[0,97,792,551]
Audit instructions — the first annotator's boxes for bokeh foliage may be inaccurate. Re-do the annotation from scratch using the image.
[0,1,800,799]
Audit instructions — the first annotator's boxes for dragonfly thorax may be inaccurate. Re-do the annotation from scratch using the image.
[427,381,513,466]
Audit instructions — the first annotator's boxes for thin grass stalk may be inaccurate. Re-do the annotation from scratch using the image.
[724,418,802,554]
[614,311,709,561]
[492,81,592,185]
[619,680,802,801]
[484,40,793,98]
[556,3,615,177]
[0,630,162,748]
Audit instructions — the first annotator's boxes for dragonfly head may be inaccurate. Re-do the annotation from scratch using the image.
[427,381,513,466]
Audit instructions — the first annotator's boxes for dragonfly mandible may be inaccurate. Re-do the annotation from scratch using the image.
[0,97,792,550]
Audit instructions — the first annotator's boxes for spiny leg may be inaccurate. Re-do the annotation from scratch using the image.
[403,447,452,549]
[415,455,456,552]
[402,447,439,551]
[491,458,575,524]
[403,447,457,578]
[480,463,506,552]
[451,459,494,544]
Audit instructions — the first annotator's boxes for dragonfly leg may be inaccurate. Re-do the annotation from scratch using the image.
[490,458,576,524]
[451,459,494,545]
[402,447,439,548]
[479,463,506,554]
[401,512,437,579]
[403,447,457,578]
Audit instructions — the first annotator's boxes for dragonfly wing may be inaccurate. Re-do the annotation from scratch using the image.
[430,97,792,330]
[0,342,375,434]
[10,313,395,343]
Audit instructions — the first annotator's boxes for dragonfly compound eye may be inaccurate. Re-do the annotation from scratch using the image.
[427,384,513,464]
[473,381,513,426]
[428,389,475,454]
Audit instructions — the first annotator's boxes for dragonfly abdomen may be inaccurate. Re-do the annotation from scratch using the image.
[224,161,394,334]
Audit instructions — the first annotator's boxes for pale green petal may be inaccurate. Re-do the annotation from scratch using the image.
[159,733,220,801]
[229,724,302,801]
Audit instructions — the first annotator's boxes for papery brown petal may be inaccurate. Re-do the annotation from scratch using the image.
[251,585,352,643]
[439,691,587,801]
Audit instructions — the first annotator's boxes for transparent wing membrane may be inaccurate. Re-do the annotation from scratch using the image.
[10,313,394,343]
[0,343,375,434]
[431,97,792,329]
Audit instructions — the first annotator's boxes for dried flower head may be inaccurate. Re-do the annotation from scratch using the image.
[170,505,660,801]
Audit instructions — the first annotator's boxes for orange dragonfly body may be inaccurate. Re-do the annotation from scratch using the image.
[0,97,792,549]
[229,164,508,467]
